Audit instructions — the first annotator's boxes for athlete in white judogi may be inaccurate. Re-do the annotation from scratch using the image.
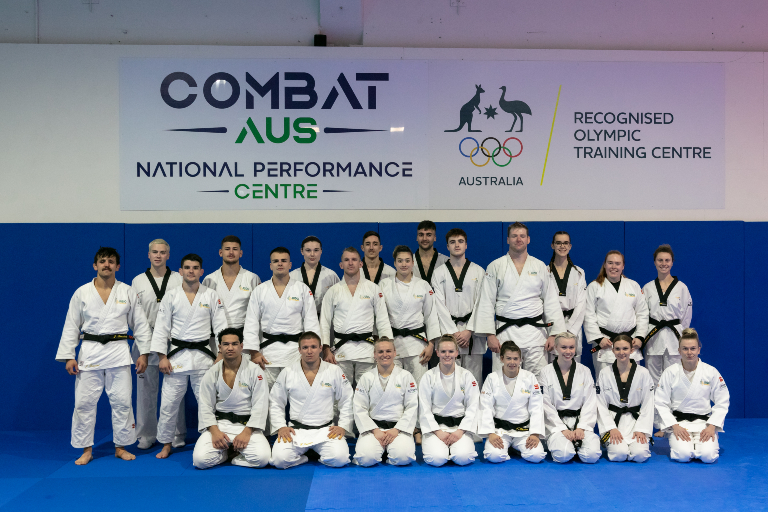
[539,332,601,464]
[419,336,480,466]
[289,236,340,316]
[379,246,443,385]
[471,222,566,378]
[152,253,229,459]
[584,250,649,377]
[270,332,354,469]
[655,328,729,464]
[244,247,320,388]
[361,231,396,285]
[478,341,546,463]
[546,231,587,364]
[642,245,692,385]
[413,220,449,284]
[352,338,418,466]
[192,328,271,469]
[202,235,261,335]
[595,335,654,463]
[321,247,392,384]
[56,247,153,465]
[431,228,487,386]
[131,239,186,450]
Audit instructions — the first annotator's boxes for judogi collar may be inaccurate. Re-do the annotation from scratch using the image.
[553,358,576,401]
[654,277,679,306]
[416,250,439,283]
[300,263,322,295]
[445,259,471,292]
[552,263,573,297]
[612,359,637,403]
[362,257,385,284]
[144,267,172,303]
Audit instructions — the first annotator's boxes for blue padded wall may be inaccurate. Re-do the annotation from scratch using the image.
[625,222,745,418]
[0,224,125,430]
[743,223,766,417]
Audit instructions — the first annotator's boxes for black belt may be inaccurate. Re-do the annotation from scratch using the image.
[608,404,641,426]
[333,331,375,352]
[673,411,710,423]
[261,332,301,350]
[558,408,582,448]
[168,338,216,359]
[451,313,472,324]
[215,410,250,426]
[591,327,636,353]
[495,314,552,336]
[290,420,333,430]
[82,333,132,345]
[643,318,681,348]
[433,414,464,428]
[493,418,530,432]
[373,419,398,430]
[392,326,427,343]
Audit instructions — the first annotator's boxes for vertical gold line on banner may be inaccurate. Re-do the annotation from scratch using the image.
[540,85,562,186]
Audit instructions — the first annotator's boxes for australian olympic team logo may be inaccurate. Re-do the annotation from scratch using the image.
[460,137,523,167]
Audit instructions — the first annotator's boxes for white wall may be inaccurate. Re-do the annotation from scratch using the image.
[0,1,766,223]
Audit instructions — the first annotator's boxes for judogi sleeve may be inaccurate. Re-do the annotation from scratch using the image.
[127,287,153,355]
[529,377,545,436]
[150,295,173,355]
[373,285,393,339]
[708,369,730,430]
[541,268,566,335]
[633,283,650,338]
[197,366,219,431]
[577,370,598,431]
[246,366,269,431]
[334,370,354,433]
[423,285,443,341]
[477,378,496,436]
[210,292,229,354]
[301,285,320,333]
[681,285,693,329]
[353,375,377,434]
[595,370,615,435]
[268,368,289,432]
[430,273,459,335]
[583,283,601,344]
[396,373,419,433]
[470,268,499,336]
[459,371,480,433]
[319,287,335,348]
[539,371,568,434]
[56,290,85,362]
[243,291,262,352]
[635,374,655,436]
[418,373,440,434]
[568,272,588,334]
[654,369,677,430]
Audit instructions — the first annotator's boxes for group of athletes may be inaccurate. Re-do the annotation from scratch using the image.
[55,220,729,468]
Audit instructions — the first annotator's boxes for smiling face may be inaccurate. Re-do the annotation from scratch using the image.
[501,349,521,376]
[507,228,530,254]
[555,336,576,361]
[416,229,436,251]
[148,243,170,269]
[220,242,242,265]
[612,339,632,363]
[362,235,383,260]
[395,252,414,276]
[604,253,625,282]
[654,251,674,276]
[301,241,322,266]
[551,234,571,258]
[437,340,459,366]
[374,340,396,367]
[447,236,467,258]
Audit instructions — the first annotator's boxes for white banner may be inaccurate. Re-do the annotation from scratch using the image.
[120,57,724,210]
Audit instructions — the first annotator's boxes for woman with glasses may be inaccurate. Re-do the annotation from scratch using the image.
[546,232,587,363]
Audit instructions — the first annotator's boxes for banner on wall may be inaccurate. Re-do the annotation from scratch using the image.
[120,57,724,210]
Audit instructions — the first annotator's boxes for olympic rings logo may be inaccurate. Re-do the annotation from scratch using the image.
[459,137,523,167]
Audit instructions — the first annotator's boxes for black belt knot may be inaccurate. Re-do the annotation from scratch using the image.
[451,313,472,324]
[373,419,398,430]
[168,338,216,360]
[215,410,250,426]
[642,318,681,347]
[562,308,575,320]
[672,410,710,423]
[558,408,582,448]
[290,420,333,430]
[333,331,375,352]
[495,314,552,336]
[493,418,530,432]
[433,414,464,428]
[608,404,641,426]
[82,332,132,345]
[261,332,301,349]
[392,326,427,343]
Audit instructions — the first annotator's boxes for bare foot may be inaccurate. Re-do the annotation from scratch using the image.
[414,432,422,445]
[654,431,666,438]
[156,443,173,459]
[115,447,136,461]
[75,447,93,465]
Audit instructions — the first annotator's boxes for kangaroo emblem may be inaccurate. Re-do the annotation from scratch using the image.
[445,84,484,132]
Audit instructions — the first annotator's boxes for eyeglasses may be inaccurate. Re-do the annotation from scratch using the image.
[553,241,571,246]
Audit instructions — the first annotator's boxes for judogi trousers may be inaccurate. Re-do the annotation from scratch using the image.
[156,370,205,445]
[136,365,186,446]
[193,421,271,469]
[669,431,719,464]
[546,430,601,464]
[483,434,546,463]
[645,350,681,386]
[72,365,135,448]
[421,431,476,466]
[605,437,651,463]
[353,431,416,467]
[395,356,428,384]
[270,435,350,469]
[337,361,375,387]
[456,355,483,389]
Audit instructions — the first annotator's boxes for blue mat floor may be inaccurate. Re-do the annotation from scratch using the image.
[0,420,765,511]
